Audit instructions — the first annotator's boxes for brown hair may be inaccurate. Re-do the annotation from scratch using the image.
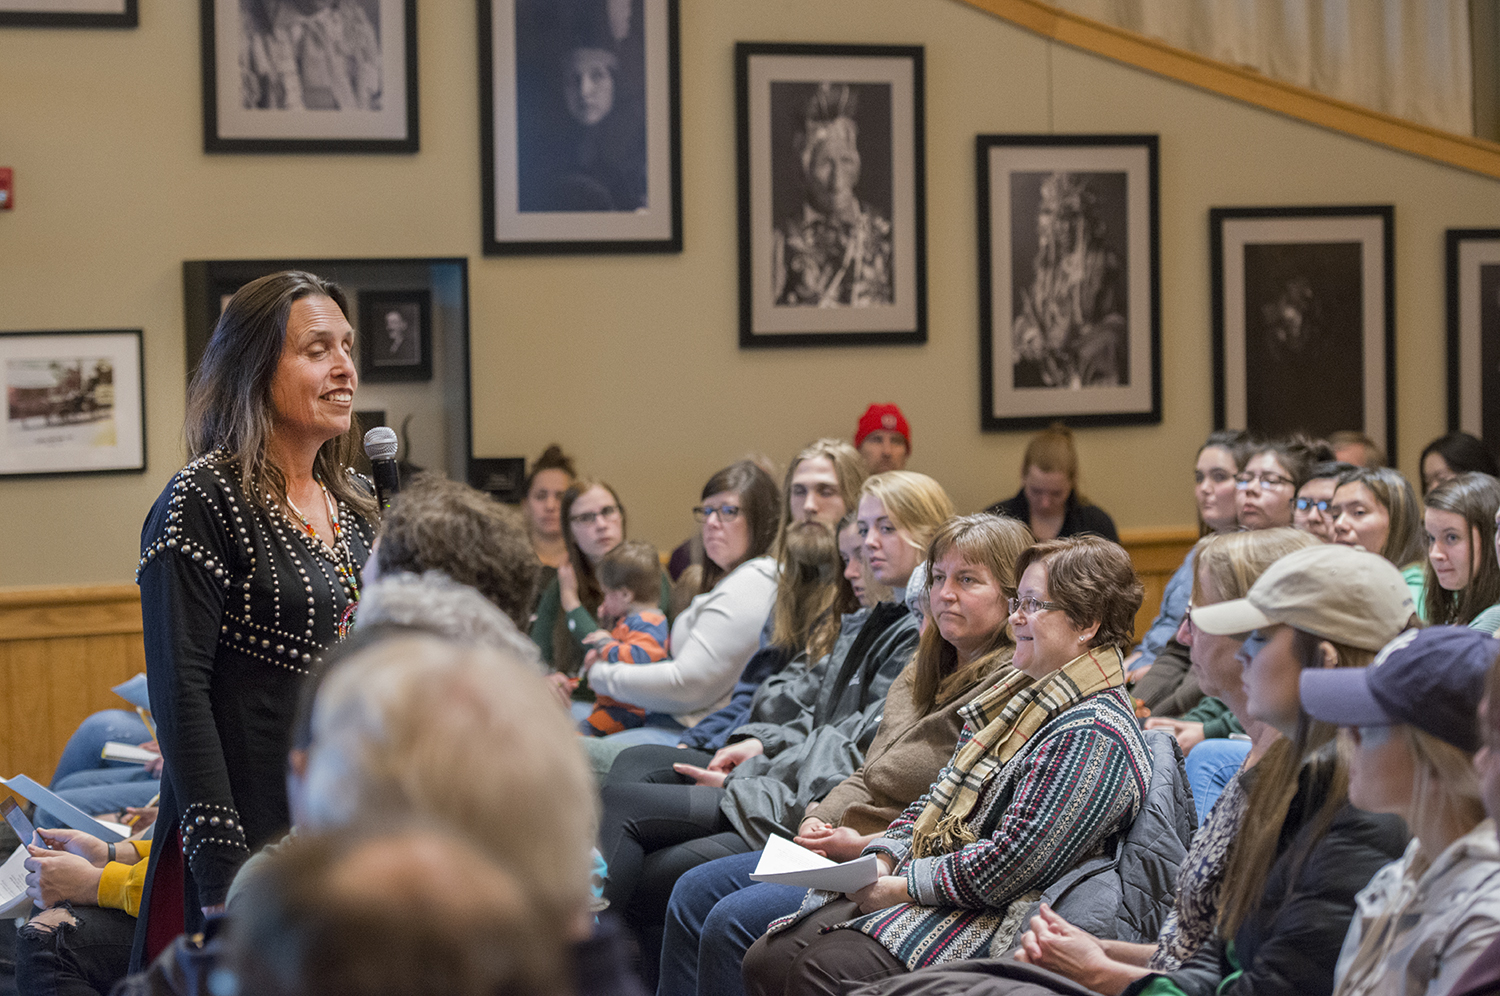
[552,478,627,676]
[769,519,855,661]
[1014,536,1143,651]
[696,461,780,595]
[1423,472,1500,626]
[597,540,663,605]
[910,514,1032,711]
[1190,527,1318,605]
[186,270,375,520]
[375,474,539,630]
[1335,466,1425,569]
[1244,434,1336,491]
[525,444,575,494]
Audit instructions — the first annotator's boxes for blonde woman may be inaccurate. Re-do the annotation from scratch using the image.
[987,424,1118,543]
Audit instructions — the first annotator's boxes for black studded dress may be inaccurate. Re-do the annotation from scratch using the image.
[130,452,373,963]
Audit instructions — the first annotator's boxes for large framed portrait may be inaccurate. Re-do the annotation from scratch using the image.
[1445,229,1500,444]
[200,0,419,153]
[1211,206,1395,458]
[736,42,925,348]
[977,134,1159,430]
[0,0,135,26]
[480,0,682,255]
[357,289,431,382]
[1,330,145,478]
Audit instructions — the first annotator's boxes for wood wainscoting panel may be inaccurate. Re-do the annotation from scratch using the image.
[1118,527,1199,644]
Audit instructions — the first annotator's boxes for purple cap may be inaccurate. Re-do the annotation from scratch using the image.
[1299,625,1500,754]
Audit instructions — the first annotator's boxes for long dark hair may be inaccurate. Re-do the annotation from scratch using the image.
[186,270,374,519]
[1423,472,1500,625]
[697,461,779,595]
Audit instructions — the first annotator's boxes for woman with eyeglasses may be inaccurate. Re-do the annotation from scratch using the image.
[1293,460,1358,542]
[1422,472,1500,633]
[1330,466,1427,614]
[1235,435,1332,530]
[529,477,673,680]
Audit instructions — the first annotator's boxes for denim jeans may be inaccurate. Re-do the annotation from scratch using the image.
[15,905,136,996]
[49,711,152,787]
[1186,737,1251,823]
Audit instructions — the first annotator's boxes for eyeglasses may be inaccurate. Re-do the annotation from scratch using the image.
[1008,595,1060,616]
[692,503,742,524]
[1235,472,1293,490]
[1294,497,1331,514]
[569,504,621,526]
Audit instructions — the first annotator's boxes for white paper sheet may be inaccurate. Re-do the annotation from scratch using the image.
[748,834,880,892]
[0,846,34,919]
[1,776,127,842]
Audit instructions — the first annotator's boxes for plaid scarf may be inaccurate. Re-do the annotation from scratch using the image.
[910,646,1125,859]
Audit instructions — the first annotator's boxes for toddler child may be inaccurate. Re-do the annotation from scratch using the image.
[578,541,669,736]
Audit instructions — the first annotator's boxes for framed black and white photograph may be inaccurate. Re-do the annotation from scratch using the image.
[1212,206,1395,457]
[0,0,135,26]
[1445,229,1500,445]
[977,134,1159,429]
[358,289,431,382]
[480,0,682,255]
[736,42,925,348]
[1,330,144,478]
[200,0,419,153]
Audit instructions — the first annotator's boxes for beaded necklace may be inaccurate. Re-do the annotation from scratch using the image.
[284,481,360,601]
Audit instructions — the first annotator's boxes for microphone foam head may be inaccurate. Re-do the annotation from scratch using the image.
[363,426,399,461]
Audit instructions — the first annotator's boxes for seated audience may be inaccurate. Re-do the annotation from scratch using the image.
[1447,653,1500,996]
[1330,430,1386,469]
[1300,626,1500,996]
[857,403,912,473]
[354,569,542,668]
[743,535,1150,994]
[1235,435,1331,530]
[988,423,1119,542]
[40,707,160,826]
[578,540,672,737]
[1421,431,1499,495]
[1423,473,1500,633]
[1294,459,1358,542]
[524,442,577,571]
[1330,466,1426,611]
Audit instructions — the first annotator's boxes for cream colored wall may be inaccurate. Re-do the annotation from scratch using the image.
[1,0,1496,587]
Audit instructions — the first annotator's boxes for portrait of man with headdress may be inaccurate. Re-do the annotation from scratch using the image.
[771,81,894,308]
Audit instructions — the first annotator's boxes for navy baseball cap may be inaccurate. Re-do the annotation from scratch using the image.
[1299,625,1500,754]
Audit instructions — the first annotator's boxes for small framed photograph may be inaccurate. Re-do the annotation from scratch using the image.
[736,42,925,348]
[200,0,419,153]
[977,134,1159,429]
[1446,229,1500,443]
[358,289,431,383]
[480,0,682,255]
[1,330,145,477]
[0,0,135,27]
[1212,205,1395,457]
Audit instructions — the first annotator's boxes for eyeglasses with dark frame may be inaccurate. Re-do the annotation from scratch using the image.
[569,504,621,527]
[692,504,743,524]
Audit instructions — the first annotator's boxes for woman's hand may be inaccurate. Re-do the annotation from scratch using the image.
[847,874,911,914]
[545,671,578,709]
[1014,903,1124,991]
[32,828,110,867]
[1143,717,1205,754]
[557,559,582,613]
[670,763,727,788]
[140,741,164,777]
[24,846,103,908]
[707,738,764,774]
[125,807,158,837]
[794,824,878,862]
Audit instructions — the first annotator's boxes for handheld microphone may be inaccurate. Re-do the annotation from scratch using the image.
[363,426,401,512]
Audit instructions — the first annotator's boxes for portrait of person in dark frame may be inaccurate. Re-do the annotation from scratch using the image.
[238,0,383,111]
[358,290,431,382]
[1009,170,1129,390]
[514,0,647,213]
[1242,240,1364,440]
[374,305,420,366]
[770,80,894,308]
[1480,263,1500,446]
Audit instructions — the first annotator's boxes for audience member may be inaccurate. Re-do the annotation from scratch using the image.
[39,708,160,826]
[132,271,377,963]
[523,443,577,570]
[1448,653,1500,996]
[987,423,1119,542]
[1235,435,1331,529]
[366,472,539,630]
[1330,430,1387,468]
[857,404,912,473]
[354,569,542,669]
[1422,431,1499,495]
[1295,459,1359,541]
[578,540,672,737]
[743,536,1151,994]
[1331,466,1426,611]
[1424,473,1500,633]
[1299,627,1500,996]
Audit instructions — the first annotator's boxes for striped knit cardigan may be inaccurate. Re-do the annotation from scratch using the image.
[770,684,1151,970]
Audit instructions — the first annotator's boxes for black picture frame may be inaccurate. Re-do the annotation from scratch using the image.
[479,0,682,255]
[0,0,135,26]
[0,329,145,478]
[200,0,419,153]
[736,42,926,348]
[1445,228,1500,445]
[358,289,432,383]
[1211,205,1396,460]
[976,134,1160,430]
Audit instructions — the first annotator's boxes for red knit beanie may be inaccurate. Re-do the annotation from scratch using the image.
[855,404,911,450]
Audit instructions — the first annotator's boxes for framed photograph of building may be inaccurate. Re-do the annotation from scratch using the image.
[1,330,145,477]
[736,42,925,348]
[200,0,419,153]
[1212,205,1394,458]
[358,289,431,382]
[977,134,1159,430]
[0,0,135,26]
[1446,228,1500,446]
[480,0,682,255]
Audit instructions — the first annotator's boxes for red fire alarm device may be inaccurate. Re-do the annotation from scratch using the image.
[0,169,12,210]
